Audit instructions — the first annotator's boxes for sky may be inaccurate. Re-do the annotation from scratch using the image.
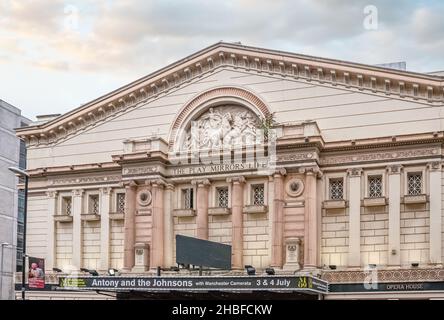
[0,0,443,120]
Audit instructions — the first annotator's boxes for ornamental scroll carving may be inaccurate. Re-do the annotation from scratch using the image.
[184,106,261,150]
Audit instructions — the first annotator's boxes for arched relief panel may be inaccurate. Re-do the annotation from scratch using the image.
[168,86,272,151]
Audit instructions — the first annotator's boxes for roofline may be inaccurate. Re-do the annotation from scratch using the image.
[220,42,443,81]
[17,41,444,136]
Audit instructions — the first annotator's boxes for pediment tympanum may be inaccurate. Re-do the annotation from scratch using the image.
[184,105,261,150]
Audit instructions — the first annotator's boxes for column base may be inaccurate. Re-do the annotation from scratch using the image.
[282,262,301,272]
[131,266,149,273]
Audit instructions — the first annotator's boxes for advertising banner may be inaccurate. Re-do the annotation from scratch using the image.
[59,275,328,294]
[28,256,45,289]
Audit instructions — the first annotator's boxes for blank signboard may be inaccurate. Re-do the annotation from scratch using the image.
[176,234,232,269]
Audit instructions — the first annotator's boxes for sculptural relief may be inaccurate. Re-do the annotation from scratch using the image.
[184,105,261,150]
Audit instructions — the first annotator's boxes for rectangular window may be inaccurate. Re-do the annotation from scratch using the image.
[368,175,383,198]
[329,178,344,200]
[252,184,265,206]
[116,193,125,214]
[62,196,72,215]
[89,194,100,214]
[407,172,422,195]
[217,187,229,208]
[182,188,194,209]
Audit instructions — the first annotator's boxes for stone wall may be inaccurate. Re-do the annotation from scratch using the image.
[208,215,232,244]
[400,204,430,264]
[243,212,269,268]
[55,222,72,268]
[360,207,388,265]
[173,216,197,262]
[321,209,349,266]
[82,221,101,269]
[110,220,124,269]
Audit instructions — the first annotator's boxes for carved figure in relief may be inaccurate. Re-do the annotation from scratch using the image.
[186,105,260,150]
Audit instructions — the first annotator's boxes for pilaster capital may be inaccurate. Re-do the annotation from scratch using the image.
[165,183,175,191]
[191,179,211,188]
[100,187,112,195]
[347,167,363,177]
[226,176,245,185]
[299,166,322,178]
[124,180,138,189]
[46,190,58,198]
[272,168,287,178]
[147,178,167,188]
[427,161,442,171]
[72,189,84,197]
[386,164,403,174]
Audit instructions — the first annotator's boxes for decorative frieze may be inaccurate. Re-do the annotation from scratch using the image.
[322,268,444,283]
[277,152,316,162]
[322,148,439,166]
[50,175,121,186]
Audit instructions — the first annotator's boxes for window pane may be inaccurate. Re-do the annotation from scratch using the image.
[90,195,99,214]
[117,193,125,214]
[183,188,193,209]
[329,178,344,200]
[407,173,422,196]
[252,184,265,206]
[217,187,229,208]
[368,176,383,198]
[63,197,72,215]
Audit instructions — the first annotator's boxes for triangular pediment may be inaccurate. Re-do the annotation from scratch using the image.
[17,42,443,146]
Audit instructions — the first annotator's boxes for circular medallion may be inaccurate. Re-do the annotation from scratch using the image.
[137,189,152,206]
[285,178,304,197]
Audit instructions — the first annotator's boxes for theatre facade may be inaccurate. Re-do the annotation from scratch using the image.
[16,42,444,299]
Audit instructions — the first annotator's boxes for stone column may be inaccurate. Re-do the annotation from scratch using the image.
[387,165,402,266]
[193,179,210,240]
[123,181,137,271]
[271,169,286,268]
[347,168,362,267]
[150,180,165,268]
[99,187,111,271]
[227,176,245,269]
[72,189,84,269]
[303,167,320,269]
[163,183,175,268]
[46,191,57,270]
[428,162,442,264]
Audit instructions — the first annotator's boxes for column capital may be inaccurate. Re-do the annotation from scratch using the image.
[100,187,112,195]
[124,180,138,189]
[46,190,58,198]
[147,178,167,188]
[226,176,245,185]
[191,179,211,187]
[347,167,363,177]
[72,189,84,197]
[386,164,403,174]
[428,161,442,171]
[272,168,287,177]
[299,166,322,178]
[165,183,175,191]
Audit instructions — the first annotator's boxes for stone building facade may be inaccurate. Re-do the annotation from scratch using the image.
[15,43,444,298]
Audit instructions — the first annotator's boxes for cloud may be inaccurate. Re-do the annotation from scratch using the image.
[0,1,443,83]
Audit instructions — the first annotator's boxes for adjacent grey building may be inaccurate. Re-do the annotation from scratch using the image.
[0,100,30,300]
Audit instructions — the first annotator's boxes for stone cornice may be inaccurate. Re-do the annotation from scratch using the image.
[323,131,444,152]
[17,42,444,146]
